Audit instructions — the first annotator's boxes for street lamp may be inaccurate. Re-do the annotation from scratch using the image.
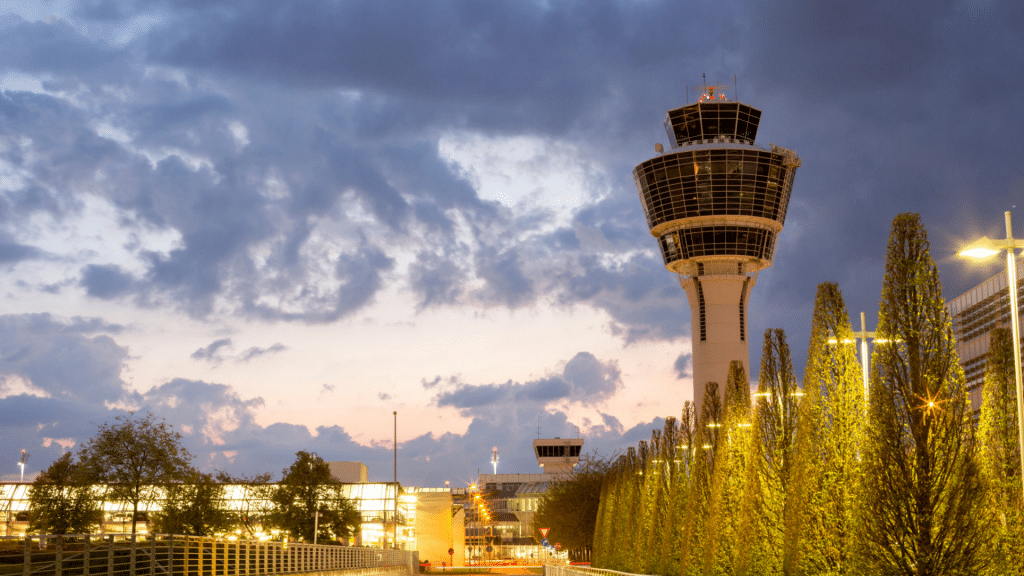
[18,449,28,483]
[958,210,1024,498]
[828,312,879,409]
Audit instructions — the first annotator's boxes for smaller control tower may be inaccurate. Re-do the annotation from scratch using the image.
[533,437,584,475]
[633,86,800,416]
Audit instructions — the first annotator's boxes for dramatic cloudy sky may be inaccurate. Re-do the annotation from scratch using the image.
[0,0,1021,486]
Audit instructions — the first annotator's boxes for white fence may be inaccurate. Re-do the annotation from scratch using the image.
[0,534,418,576]
[543,566,638,576]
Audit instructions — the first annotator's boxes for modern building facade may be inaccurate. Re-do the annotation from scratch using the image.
[947,256,1024,414]
[1,462,414,549]
[632,89,800,415]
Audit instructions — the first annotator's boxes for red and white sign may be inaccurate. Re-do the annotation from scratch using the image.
[540,528,550,538]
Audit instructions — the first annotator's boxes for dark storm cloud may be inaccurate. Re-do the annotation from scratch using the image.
[434,352,622,412]
[190,338,233,362]
[80,264,135,299]
[237,343,286,362]
[674,353,692,379]
[0,314,130,403]
[408,251,466,309]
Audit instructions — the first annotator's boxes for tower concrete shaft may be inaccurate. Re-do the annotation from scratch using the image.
[632,91,800,417]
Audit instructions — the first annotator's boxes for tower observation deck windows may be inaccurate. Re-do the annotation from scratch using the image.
[665,103,762,146]
[634,149,793,229]
[657,226,776,264]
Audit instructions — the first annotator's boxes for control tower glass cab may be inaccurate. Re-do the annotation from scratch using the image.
[632,93,800,416]
[532,438,583,475]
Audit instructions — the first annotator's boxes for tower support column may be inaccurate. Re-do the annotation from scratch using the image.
[681,270,754,415]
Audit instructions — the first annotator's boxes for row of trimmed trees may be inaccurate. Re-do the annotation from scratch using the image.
[590,213,1024,576]
[27,412,360,542]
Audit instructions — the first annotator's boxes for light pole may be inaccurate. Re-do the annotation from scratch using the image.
[393,411,398,550]
[309,451,320,544]
[828,312,883,408]
[958,210,1024,498]
[18,450,28,483]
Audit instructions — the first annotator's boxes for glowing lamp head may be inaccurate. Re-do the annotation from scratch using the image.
[958,237,1001,258]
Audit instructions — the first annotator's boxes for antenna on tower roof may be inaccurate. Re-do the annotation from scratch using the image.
[702,73,707,93]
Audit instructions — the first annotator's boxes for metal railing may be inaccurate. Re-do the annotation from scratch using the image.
[0,535,418,576]
[543,566,636,576]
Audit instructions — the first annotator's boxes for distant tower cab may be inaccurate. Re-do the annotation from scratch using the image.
[632,85,801,416]
[533,437,583,475]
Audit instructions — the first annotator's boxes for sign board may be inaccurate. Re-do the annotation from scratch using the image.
[448,548,454,556]
[540,528,550,538]
[486,545,493,553]
[541,538,549,547]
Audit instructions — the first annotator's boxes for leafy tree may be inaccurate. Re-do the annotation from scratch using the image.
[78,412,194,534]
[977,327,1024,575]
[661,403,695,576]
[533,453,611,562]
[703,361,753,576]
[217,471,275,538]
[152,471,231,536]
[736,329,799,576]
[858,213,988,576]
[610,446,642,571]
[644,418,678,575]
[27,452,102,534]
[678,382,723,576]
[270,451,360,543]
[784,282,865,575]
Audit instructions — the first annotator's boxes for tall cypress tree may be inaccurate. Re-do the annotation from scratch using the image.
[703,361,753,576]
[858,213,988,576]
[736,329,799,576]
[663,402,696,576]
[650,417,679,576]
[978,327,1024,575]
[679,382,723,576]
[784,282,864,575]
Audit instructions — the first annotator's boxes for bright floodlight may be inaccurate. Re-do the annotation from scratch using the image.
[958,237,1001,258]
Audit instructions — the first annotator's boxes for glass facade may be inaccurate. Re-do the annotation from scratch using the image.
[0,482,414,549]
[664,102,762,146]
[657,226,776,265]
[633,148,793,230]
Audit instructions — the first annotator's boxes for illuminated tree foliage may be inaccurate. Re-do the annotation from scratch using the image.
[736,329,799,576]
[858,213,988,576]
[703,361,752,576]
[152,471,231,536]
[679,382,723,576]
[662,403,695,576]
[978,327,1024,575]
[78,412,194,535]
[783,282,864,575]
[645,418,679,575]
[27,452,102,535]
[217,471,276,538]
[269,451,360,543]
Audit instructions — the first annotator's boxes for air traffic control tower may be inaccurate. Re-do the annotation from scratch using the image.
[632,88,800,415]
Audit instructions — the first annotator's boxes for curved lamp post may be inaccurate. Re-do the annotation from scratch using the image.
[958,210,1024,498]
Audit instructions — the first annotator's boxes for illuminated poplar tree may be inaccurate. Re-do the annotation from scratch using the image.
[783,282,864,575]
[978,327,1024,575]
[703,361,753,575]
[858,213,987,576]
[736,329,799,576]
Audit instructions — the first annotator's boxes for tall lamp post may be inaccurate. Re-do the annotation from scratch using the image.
[393,411,398,550]
[958,210,1024,497]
